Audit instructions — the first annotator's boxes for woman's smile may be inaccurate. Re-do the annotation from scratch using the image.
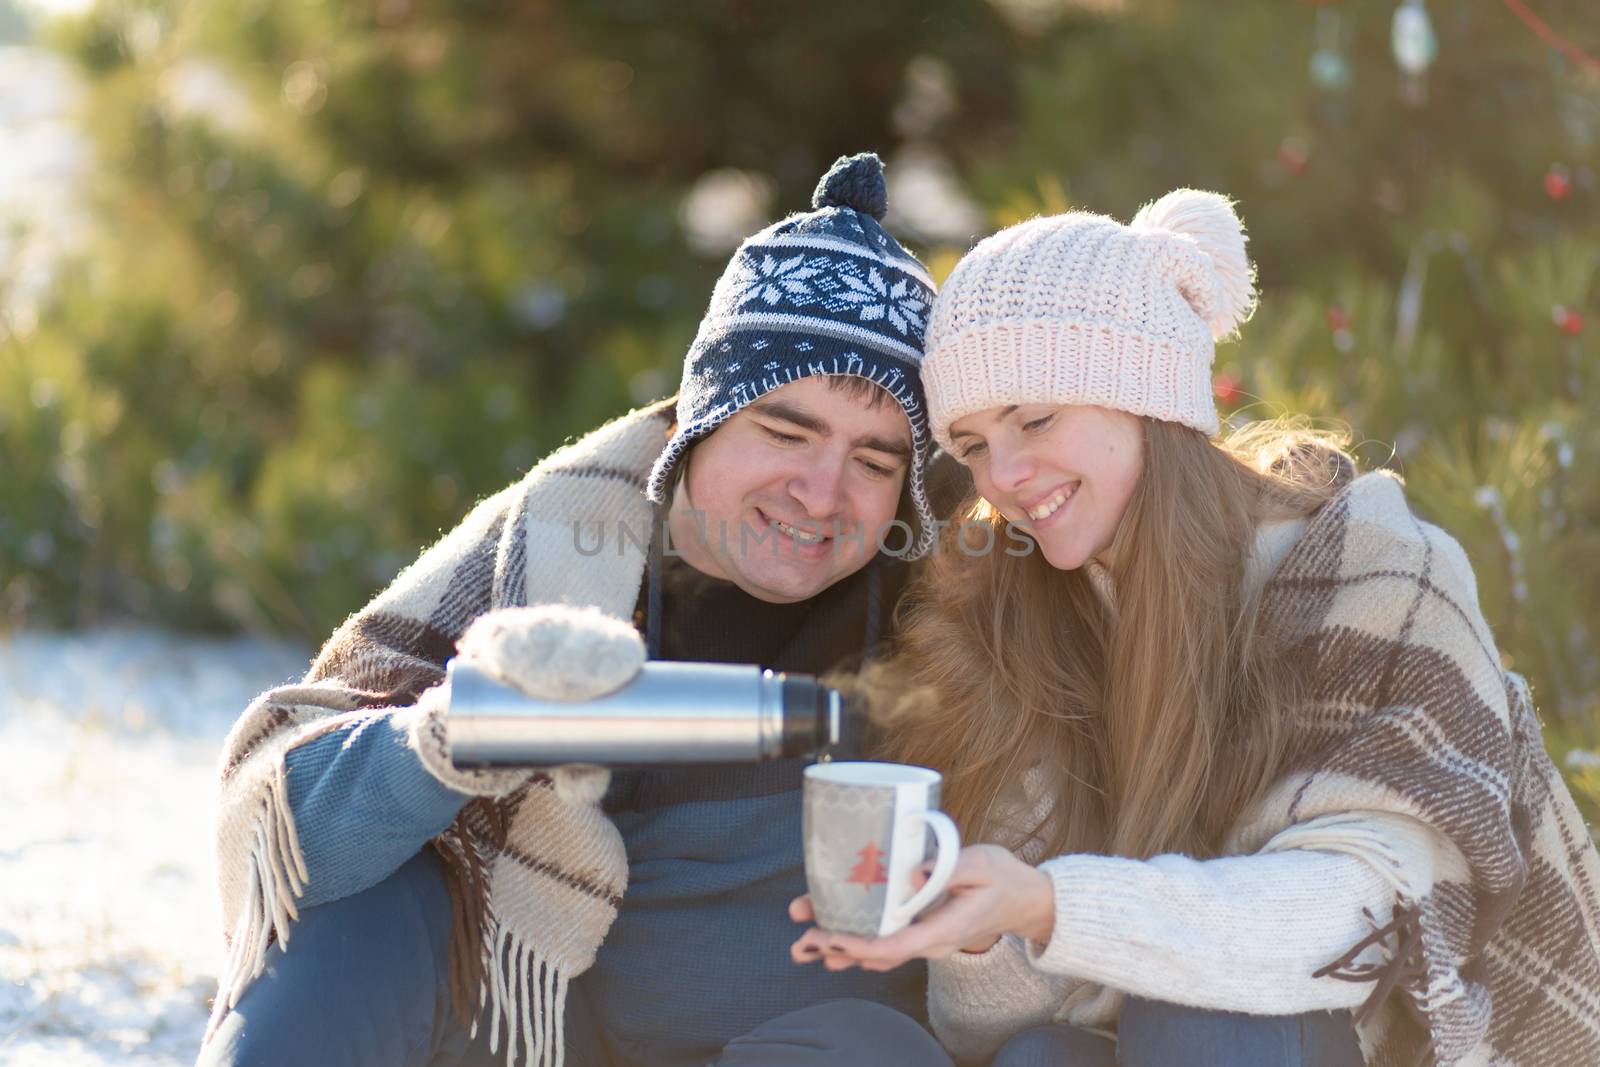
[1021,481,1080,527]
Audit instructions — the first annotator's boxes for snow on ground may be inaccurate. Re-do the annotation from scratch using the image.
[0,629,309,1065]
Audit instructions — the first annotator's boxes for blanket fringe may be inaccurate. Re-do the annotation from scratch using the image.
[438,818,493,1033]
[1313,900,1426,1027]
[203,761,309,1043]
[482,922,568,1067]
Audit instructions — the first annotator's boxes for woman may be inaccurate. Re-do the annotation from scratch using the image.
[789,190,1600,1067]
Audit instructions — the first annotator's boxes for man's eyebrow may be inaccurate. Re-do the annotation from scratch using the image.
[749,398,910,459]
[857,434,910,460]
[749,399,826,435]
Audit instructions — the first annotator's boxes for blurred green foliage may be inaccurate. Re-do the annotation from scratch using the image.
[3,0,1599,807]
[2,0,1017,635]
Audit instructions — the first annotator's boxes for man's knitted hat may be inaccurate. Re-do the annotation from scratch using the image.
[647,152,938,558]
[920,189,1256,452]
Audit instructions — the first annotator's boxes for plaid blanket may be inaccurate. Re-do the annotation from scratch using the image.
[204,400,675,1067]
[1230,470,1600,1066]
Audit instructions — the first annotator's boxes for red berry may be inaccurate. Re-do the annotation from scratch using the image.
[1213,372,1243,405]
[1545,166,1572,201]
[1325,304,1351,332]
[1559,309,1584,336]
[1277,137,1310,177]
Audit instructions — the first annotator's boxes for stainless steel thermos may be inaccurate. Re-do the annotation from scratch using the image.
[445,659,845,768]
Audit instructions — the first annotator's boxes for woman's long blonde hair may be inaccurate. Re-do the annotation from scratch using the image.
[868,416,1355,862]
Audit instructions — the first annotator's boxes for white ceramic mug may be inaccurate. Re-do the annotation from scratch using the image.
[801,761,961,937]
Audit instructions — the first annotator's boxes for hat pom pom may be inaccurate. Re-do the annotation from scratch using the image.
[812,152,888,220]
[1132,189,1257,340]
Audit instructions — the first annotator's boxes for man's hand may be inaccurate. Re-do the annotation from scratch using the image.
[457,603,645,703]
[788,844,1056,972]
[403,604,645,797]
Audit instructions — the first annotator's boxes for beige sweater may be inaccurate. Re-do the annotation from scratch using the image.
[925,519,1458,1066]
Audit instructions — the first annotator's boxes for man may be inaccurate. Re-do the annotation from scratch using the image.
[198,153,963,1067]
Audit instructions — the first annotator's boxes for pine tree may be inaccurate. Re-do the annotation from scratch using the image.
[1,0,1016,637]
[846,841,889,890]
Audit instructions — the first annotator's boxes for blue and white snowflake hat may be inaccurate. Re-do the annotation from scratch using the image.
[647,152,938,559]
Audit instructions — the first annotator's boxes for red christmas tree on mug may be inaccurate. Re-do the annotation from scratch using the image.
[846,841,888,890]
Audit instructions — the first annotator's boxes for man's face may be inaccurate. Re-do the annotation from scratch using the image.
[668,375,912,603]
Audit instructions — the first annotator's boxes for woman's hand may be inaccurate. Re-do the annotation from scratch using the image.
[788,844,1056,972]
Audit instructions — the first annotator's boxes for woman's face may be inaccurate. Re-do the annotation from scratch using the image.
[948,404,1144,571]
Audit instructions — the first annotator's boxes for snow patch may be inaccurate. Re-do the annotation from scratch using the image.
[0,629,307,1064]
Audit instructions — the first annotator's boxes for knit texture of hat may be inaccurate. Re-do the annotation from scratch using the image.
[920,189,1257,453]
[647,152,938,558]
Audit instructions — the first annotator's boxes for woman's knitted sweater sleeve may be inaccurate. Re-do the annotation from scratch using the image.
[1026,835,1402,1009]
[928,811,1450,1063]
[927,933,1078,1066]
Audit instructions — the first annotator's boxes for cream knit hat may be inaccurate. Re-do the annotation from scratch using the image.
[921,189,1256,452]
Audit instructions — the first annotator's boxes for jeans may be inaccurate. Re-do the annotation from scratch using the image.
[985,996,1365,1067]
[195,849,945,1067]
[197,849,501,1067]
[196,847,1363,1067]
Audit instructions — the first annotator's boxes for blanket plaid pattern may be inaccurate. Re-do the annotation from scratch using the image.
[205,400,674,1067]
[1232,470,1600,1066]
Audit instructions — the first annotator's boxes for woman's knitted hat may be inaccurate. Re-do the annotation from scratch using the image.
[648,152,938,558]
[920,189,1256,453]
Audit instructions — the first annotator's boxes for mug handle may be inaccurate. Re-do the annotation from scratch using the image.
[890,810,960,925]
